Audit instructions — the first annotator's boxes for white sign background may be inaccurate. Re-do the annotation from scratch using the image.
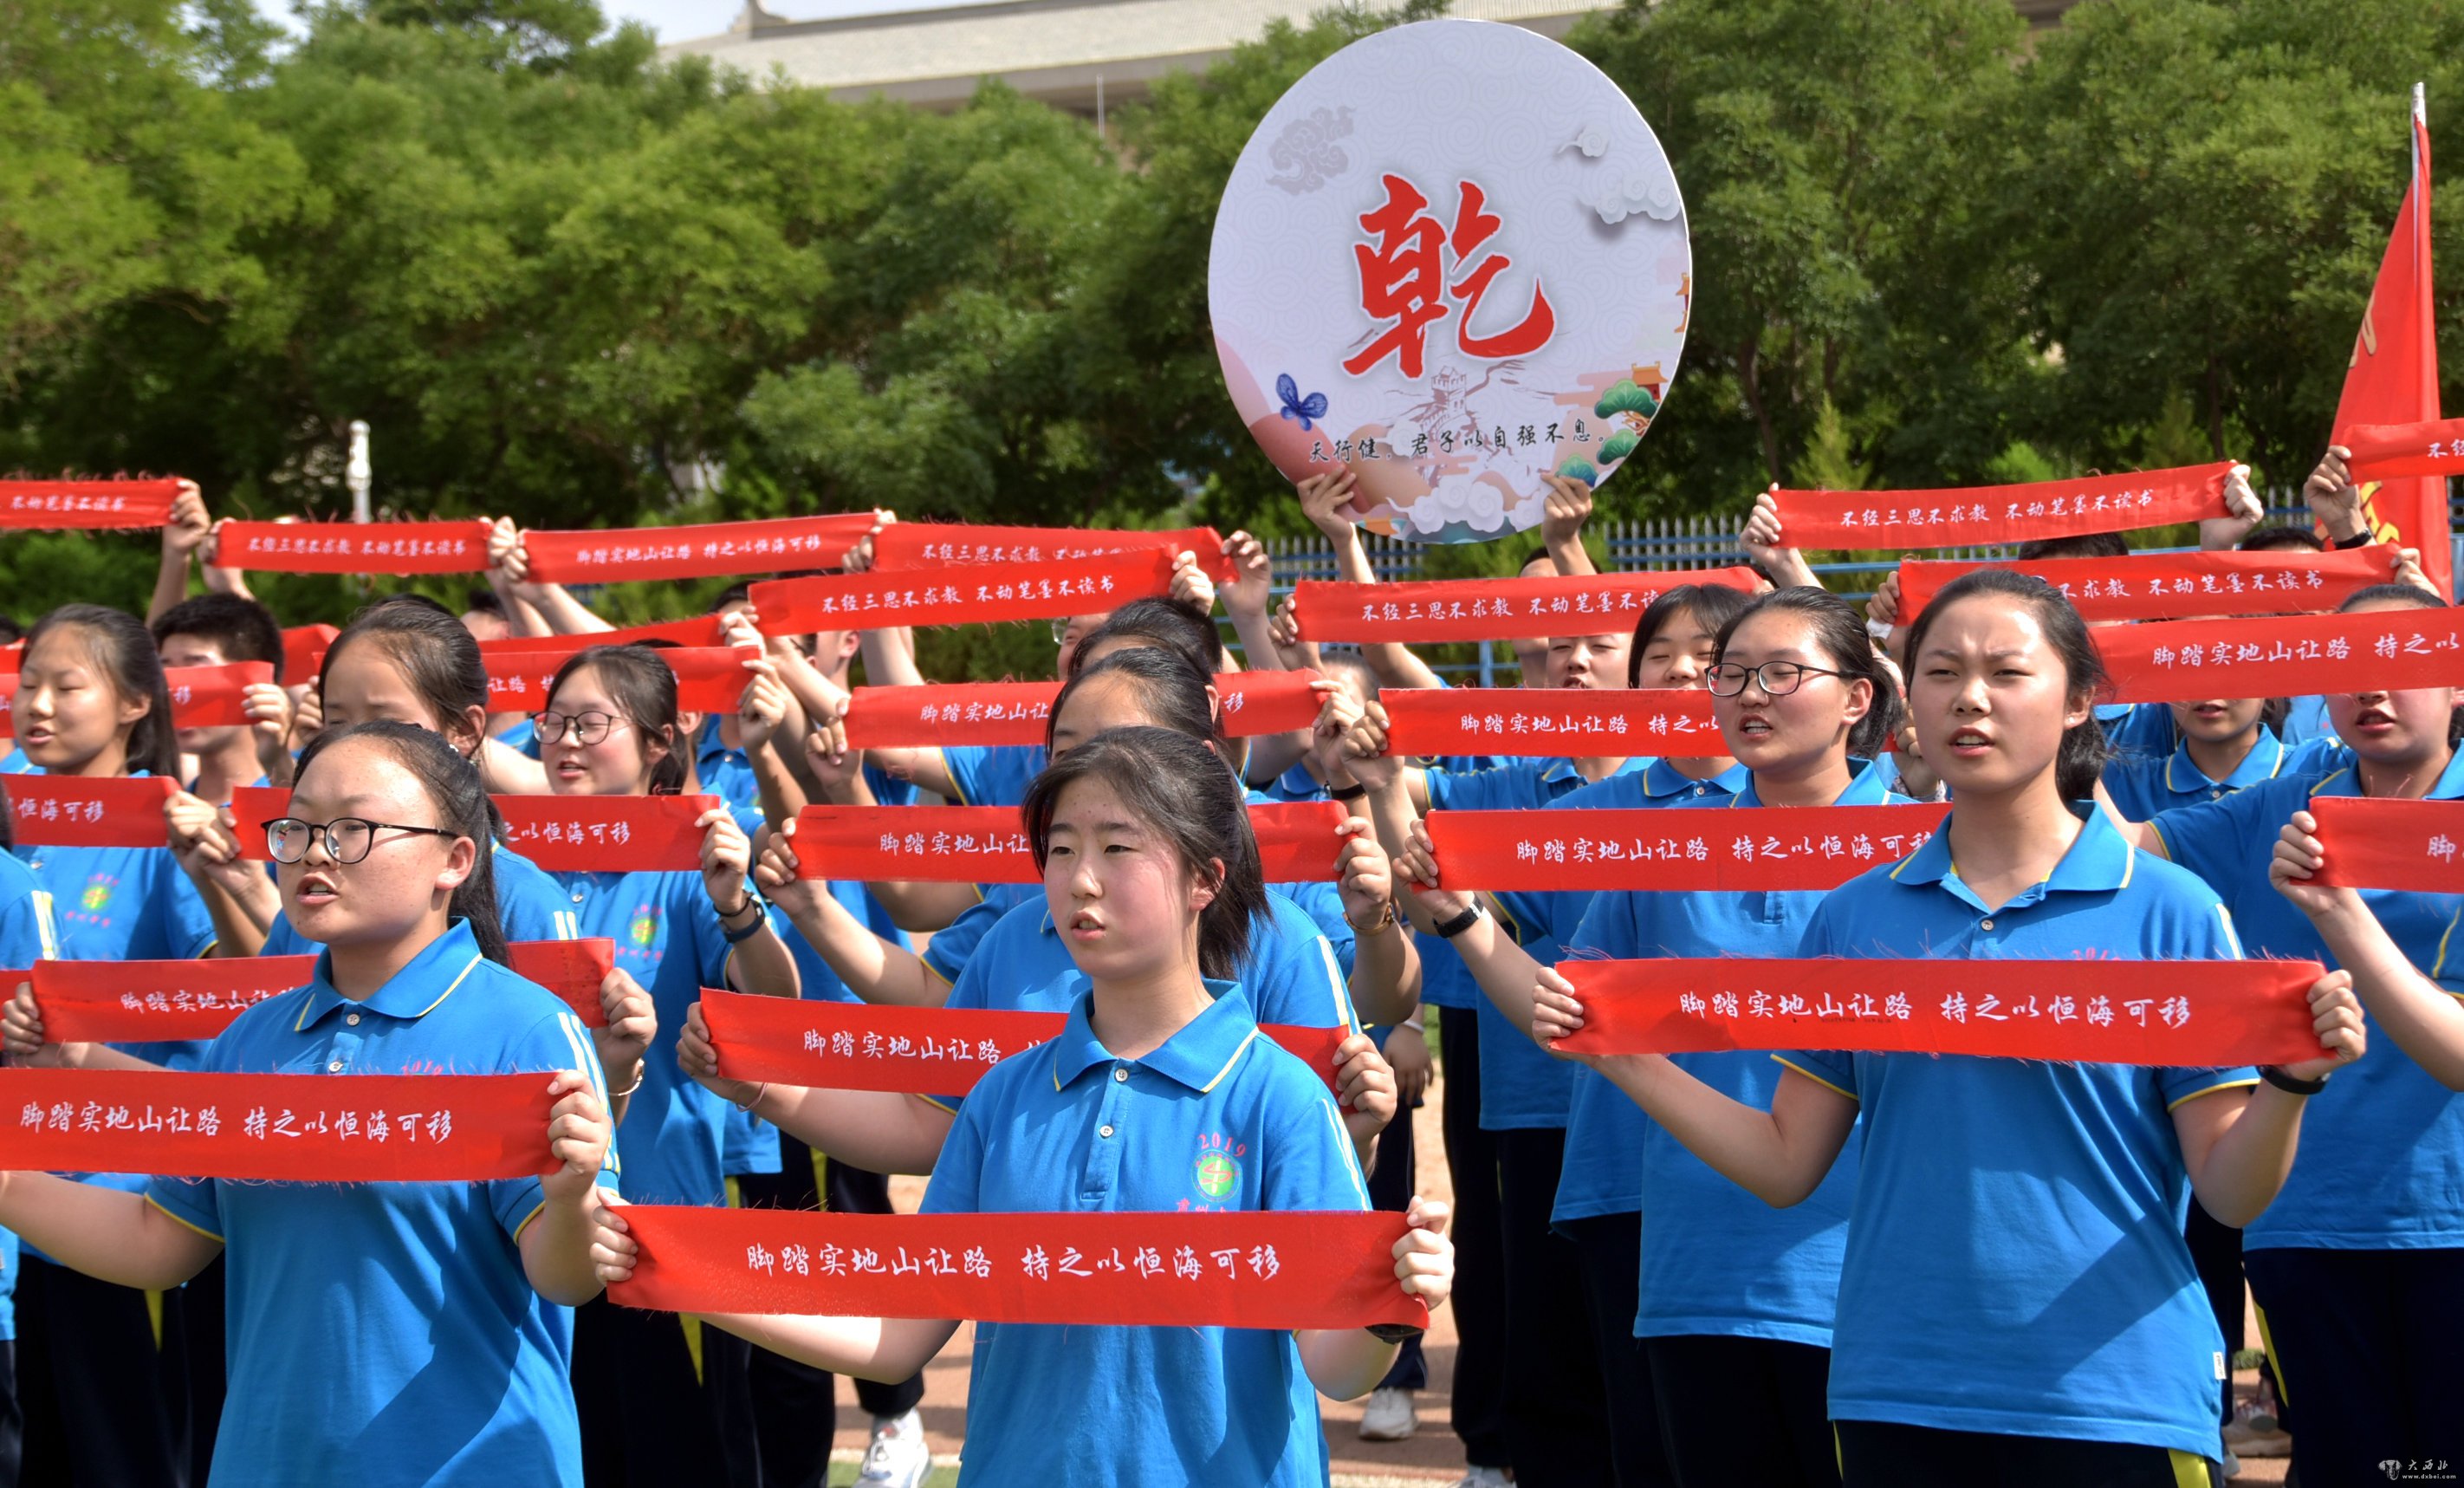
[1209,19,1690,543]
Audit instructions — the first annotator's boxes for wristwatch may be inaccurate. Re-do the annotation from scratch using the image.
[2258,1064,2330,1095]
[1433,902,1485,939]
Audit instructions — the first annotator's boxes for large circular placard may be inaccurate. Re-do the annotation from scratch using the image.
[1209,19,1690,543]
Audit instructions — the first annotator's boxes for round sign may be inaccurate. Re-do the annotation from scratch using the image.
[1209,19,1690,543]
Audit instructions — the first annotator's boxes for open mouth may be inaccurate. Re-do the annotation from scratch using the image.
[1067,909,1105,940]
[295,872,340,907]
[1735,716,1773,739]
[1946,726,1993,756]
[2350,706,2398,732]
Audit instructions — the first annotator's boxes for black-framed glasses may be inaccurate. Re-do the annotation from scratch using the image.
[263,816,457,866]
[532,710,627,746]
[1707,661,1851,698]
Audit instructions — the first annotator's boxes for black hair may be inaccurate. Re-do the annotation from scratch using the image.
[2016,532,2130,562]
[1021,725,1265,981]
[462,588,506,617]
[152,594,286,684]
[710,583,753,613]
[548,644,686,794]
[0,778,14,853]
[1048,645,1224,757]
[22,605,178,778]
[1903,569,2110,800]
[2337,584,2464,744]
[2240,525,2326,555]
[0,616,21,647]
[1067,596,1226,677]
[321,595,491,754]
[1628,583,1754,686]
[292,722,509,965]
[1715,586,1904,760]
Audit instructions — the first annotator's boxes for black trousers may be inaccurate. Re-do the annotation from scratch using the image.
[735,1136,927,1488]
[1363,1082,1427,1392]
[1437,1004,1510,1469]
[2245,1244,2464,1486]
[1646,1335,1835,1488]
[2182,1199,2241,1427]
[1559,1211,1670,1488]
[1496,1126,1611,1487]
[1836,1420,2214,1487]
[574,1294,759,1488]
[14,1256,189,1488]
[0,1342,23,1488]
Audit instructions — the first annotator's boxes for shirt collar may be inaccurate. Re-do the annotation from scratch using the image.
[293,918,486,1032]
[1047,978,1261,1094]
[1730,757,1889,810]
[1888,802,2131,901]
[1644,755,1751,800]
[696,716,736,768]
[1541,755,1650,789]
[2165,731,2286,795]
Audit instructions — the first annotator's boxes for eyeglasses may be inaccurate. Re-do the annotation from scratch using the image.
[1707,661,1851,698]
[532,710,628,746]
[1050,619,1074,646]
[263,816,457,866]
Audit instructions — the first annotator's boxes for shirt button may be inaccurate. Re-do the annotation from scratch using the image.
[1980,919,1994,931]
[2211,789,2223,800]
[327,1059,343,1072]
[1113,1068,1128,1082]
[1099,1124,1115,1139]
[346,1013,360,1026]
[1693,784,1707,796]
[571,892,586,904]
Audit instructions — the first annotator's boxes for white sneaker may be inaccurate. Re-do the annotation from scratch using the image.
[1358,1387,1418,1441]
[1449,1468,1512,1488]
[858,1409,931,1488]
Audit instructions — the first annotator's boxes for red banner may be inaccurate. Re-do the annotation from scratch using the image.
[842,670,1325,750]
[1382,686,1724,759]
[2340,418,2464,482]
[2303,797,2464,892]
[0,1069,557,1180]
[485,647,757,715]
[507,939,615,1027]
[697,990,1347,1095]
[283,625,339,685]
[1768,464,2234,552]
[31,956,316,1043]
[165,661,278,729]
[522,515,879,585]
[750,552,1177,636]
[212,521,494,575]
[0,680,13,740]
[1424,807,1945,891]
[0,479,180,530]
[872,523,1232,583]
[1553,956,2330,1067]
[608,1207,1428,1332]
[474,615,732,658]
[1295,569,1759,644]
[792,802,1350,885]
[233,788,720,872]
[1897,546,2399,626]
[7,776,174,848]
[1216,670,1326,738]
[2097,608,2464,705]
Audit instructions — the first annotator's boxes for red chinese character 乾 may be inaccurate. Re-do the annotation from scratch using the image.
[1444,182,1553,359]
[1345,176,1556,379]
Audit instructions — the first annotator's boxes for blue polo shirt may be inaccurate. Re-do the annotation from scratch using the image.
[0,852,57,1343]
[918,883,1041,987]
[2150,744,2464,1251]
[0,748,33,775]
[1778,807,2254,1459]
[1424,757,1649,1131]
[1244,787,1359,977]
[2102,728,2320,821]
[547,866,773,1206]
[146,919,616,1485]
[919,979,1370,1487]
[938,743,1046,809]
[263,841,575,956]
[1566,770,1888,1342]
[1540,757,1751,1221]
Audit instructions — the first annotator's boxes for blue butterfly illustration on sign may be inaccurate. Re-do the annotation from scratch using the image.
[1276,374,1329,432]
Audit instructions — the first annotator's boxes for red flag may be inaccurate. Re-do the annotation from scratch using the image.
[2332,90,2448,597]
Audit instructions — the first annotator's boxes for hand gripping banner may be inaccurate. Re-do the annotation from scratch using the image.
[1897,546,2398,626]
[485,647,757,715]
[697,990,1348,1095]
[1382,686,1724,759]
[1767,462,2234,551]
[842,671,1326,750]
[7,776,175,848]
[0,479,180,530]
[0,1069,558,1180]
[871,523,1233,584]
[608,1207,1430,1332]
[2096,608,2464,705]
[2339,418,2464,482]
[213,520,495,575]
[791,802,1352,885]
[235,787,723,873]
[522,515,880,584]
[1553,957,2331,1066]
[1423,805,1948,891]
[751,552,1177,636]
[2304,797,2464,892]
[1295,569,1758,644]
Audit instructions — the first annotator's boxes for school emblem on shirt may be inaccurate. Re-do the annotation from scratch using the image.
[626,908,659,947]
[1192,1132,1246,1201]
[77,875,115,914]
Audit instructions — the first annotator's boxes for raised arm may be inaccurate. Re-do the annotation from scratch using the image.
[1300,472,1443,692]
[2273,811,2464,1088]
[678,1000,957,1173]
[1739,485,1820,591]
[2173,972,2364,1226]
[1540,473,1598,577]
[751,822,955,1007]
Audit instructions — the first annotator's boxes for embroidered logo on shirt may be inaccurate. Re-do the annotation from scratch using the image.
[79,875,114,913]
[1192,1131,1246,1200]
[627,908,660,947]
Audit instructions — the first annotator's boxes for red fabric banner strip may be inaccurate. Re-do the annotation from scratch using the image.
[1553,956,2330,1067]
[233,788,720,872]
[2097,608,2464,705]
[522,515,880,584]
[474,615,731,658]
[792,802,1352,885]
[1382,686,1725,759]
[212,520,495,575]
[872,523,1233,583]
[2339,418,2464,482]
[843,671,1325,750]
[165,661,277,729]
[7,776,174,848]
[698,990,1346,1095]
[486,647,756,715]
[283,626,338,685]
[608,1206,1429,1332]
[1216,669,1326,738]
[1424,806,1948,892]
[750,552,1177,636]
[0,479,180,530]
[1767,462,2234,552]
[0,1069,557,1180]
[1296,569,1759,644]
[2303,797,2464,892]
[507,939,615,1027]
[1898,546,2399,626]
[31,955,316,1043]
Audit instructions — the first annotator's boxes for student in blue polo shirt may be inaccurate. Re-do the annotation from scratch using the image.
[0,804,57,1482]
[0,721,618,1486]
[1534,569,2365,1488]
[2271,813,2464,1088]
[2102,693,2313,821]
[594,725,1453,1488]
[2123,582,2464,1484]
